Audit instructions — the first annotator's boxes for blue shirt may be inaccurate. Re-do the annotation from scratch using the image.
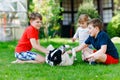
[85,31,119,59]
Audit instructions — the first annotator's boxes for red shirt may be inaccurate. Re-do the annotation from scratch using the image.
[15,25,39,53]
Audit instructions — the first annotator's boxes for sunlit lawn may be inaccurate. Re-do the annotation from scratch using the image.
[0,38,120,80]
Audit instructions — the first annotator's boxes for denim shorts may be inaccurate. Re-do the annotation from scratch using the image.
[15,51,37,60]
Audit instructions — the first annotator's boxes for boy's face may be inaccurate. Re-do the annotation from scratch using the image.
[88,24,98,37]
[30,18,42,30]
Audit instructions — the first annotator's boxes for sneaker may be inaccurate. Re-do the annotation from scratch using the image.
[89,61,97,65]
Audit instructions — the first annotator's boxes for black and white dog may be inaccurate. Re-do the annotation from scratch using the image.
[46,45,76,66]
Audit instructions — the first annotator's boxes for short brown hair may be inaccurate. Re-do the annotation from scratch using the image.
[87,18,103,31]
[29,12,42,20]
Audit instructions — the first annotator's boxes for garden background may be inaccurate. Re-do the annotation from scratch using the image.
[0,0,120,80]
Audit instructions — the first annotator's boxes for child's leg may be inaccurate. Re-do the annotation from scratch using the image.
[12,51,45,64]
[11,59,40,64]
[35,54,45,63]
[91,52,119,64]
[86,50,119,64]
[82,47,93,61]
[83,49,107,63]
[92,52,107,63]
[86,49,107,63]
[104,54,119,64]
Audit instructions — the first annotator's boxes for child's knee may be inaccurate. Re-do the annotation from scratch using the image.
[94,54,107,62]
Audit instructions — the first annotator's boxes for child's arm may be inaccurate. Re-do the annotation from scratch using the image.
[72,28,79,42]
[72,38,76,42]
[67,43,88,54]
[30,38,49,54]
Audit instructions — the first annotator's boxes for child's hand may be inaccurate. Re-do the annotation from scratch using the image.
[72,38,76,42]
[85,53,95,60]
[66,50,72,54]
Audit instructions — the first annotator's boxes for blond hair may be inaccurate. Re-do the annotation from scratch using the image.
[78,14,90,23]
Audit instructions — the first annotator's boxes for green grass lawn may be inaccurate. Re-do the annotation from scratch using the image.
[0,38,120,80]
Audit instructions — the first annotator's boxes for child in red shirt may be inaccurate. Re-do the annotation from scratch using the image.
[12,12,49,64]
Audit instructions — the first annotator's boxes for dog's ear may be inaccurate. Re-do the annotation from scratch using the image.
[59,45,70,54]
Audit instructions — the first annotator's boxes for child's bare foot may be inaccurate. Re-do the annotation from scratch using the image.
[11,59,24,64]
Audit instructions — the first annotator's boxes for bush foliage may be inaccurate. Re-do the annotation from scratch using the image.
[29,0,63,38]
[77,1,100,20]
[107,14,120,38]
[75,1,100,29]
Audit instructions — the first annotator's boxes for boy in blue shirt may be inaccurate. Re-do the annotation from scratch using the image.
[67,18,119,64]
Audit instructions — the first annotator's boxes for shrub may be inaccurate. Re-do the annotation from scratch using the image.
[77,1,100,20]
[107,14,120,38]
[33,0,63,38]
[116,24,120,36]
[75,1,100,29]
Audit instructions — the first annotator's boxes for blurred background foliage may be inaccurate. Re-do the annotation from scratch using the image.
[77,0,100,19]
[107,14,120,38]
[28,0,63,38]
[107,0,120,38]
[114,0,120,14]
[75,0,100,29]
[28,0,120,39]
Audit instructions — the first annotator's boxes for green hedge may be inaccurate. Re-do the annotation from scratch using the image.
[107,14,120,38]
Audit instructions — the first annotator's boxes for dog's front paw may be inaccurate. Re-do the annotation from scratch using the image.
[72,48,76,57]
[72,48,77,60]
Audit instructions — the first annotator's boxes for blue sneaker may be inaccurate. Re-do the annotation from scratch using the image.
[89,61,97,65]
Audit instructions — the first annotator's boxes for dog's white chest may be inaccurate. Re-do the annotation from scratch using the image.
[59,53,73,66]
